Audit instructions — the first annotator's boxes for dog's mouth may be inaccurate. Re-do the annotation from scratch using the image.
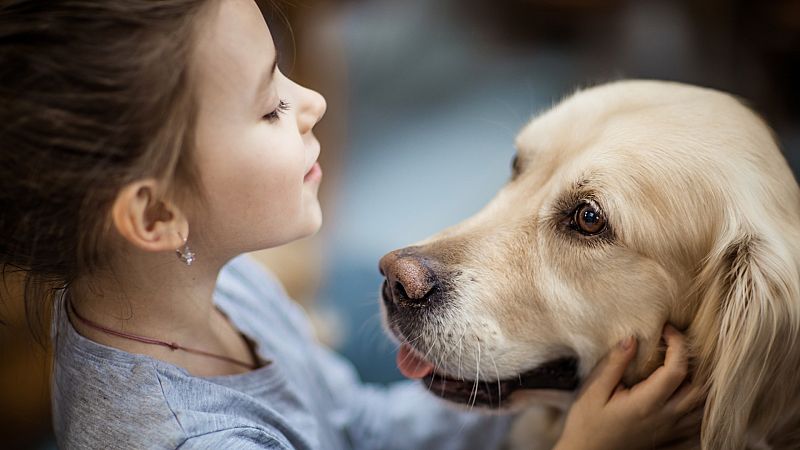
[396,343,579,409]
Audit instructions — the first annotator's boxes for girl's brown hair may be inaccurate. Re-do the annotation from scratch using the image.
[0,0,216,334]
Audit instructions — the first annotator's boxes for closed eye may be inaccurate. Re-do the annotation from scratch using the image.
[263,99,290,122]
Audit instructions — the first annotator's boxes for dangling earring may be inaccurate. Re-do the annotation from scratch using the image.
[176,231,196,266]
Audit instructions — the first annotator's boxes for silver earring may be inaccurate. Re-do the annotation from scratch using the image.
[176,232,196,266]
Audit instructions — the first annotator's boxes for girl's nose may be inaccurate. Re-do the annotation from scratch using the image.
[296,85,326,135]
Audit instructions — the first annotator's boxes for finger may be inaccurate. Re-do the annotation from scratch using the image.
[629,324,689,405]
[583,336,637,403]
[662,324,689,375]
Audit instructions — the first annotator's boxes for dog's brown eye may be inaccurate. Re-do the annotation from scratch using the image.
[511,154,521,178]
[574,203,606,235]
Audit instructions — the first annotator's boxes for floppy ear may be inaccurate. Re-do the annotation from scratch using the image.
[692,232,800,449]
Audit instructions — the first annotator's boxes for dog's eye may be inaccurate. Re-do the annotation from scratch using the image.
[573,203,606,235]
[511,154,522,179]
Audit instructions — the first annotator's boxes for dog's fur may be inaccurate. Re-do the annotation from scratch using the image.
[380,80,800,449]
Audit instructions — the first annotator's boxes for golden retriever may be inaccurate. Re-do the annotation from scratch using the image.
[378,80,800,450]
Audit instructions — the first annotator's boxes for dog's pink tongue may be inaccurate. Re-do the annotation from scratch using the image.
[396,343,434,379]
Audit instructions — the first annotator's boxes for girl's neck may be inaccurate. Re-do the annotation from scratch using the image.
[67,249,256,376]
[71,251,223,333]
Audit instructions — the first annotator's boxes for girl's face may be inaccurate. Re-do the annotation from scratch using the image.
[190,0,326,256]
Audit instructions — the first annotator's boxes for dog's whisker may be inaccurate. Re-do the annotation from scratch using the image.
[457,329,466,381]
[482,379,495,407]
[420,334,438,371]
[355,311,384,340]
[355,287,387,307]
[432,339,450,399]
[488,352,502,408]
[406,333,424,347]
[436,325,463,378]
[469,342,482,411]
[360,310,382,330]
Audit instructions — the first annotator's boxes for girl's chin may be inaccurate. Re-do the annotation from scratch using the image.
[295,208,323,239]
[252,204,322,249]
[300,221,322,238]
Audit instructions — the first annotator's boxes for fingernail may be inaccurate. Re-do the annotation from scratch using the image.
[617,336,634,350]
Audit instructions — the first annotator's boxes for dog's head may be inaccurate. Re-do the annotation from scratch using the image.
[380,80,800,448]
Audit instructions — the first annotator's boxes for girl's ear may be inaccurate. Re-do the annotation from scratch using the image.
[111,179,188,253]
[692,232,800,450]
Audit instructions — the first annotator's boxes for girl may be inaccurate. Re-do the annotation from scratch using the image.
[0,0,701,448]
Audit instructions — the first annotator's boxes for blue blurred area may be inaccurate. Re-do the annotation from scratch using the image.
[318,0,570,383]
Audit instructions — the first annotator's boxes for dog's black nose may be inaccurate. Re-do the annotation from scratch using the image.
[379,248,439,306]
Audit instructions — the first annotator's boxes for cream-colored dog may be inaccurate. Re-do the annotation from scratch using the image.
[379,80,800,450]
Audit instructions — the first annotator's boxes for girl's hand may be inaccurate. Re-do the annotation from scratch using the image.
[554,325,704,450]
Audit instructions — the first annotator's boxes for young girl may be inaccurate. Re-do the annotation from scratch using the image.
[0,0,701,448]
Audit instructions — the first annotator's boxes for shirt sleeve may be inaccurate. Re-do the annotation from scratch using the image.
[177,427,292,450]
[311,342,515,450]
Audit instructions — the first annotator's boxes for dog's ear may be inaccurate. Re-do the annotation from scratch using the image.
[692,232,800,449]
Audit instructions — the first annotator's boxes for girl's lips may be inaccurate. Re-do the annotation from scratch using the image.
[303,162,322,183]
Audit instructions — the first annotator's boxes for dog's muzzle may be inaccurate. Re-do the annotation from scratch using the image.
[379,246,580,409]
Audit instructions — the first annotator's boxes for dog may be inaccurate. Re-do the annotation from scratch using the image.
[378,80,800,450]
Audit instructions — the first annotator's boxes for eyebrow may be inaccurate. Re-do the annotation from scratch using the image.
[255,49,279,103]
[552,178,599,213]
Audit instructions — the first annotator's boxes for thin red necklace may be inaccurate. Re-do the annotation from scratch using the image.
[67,297,264,370]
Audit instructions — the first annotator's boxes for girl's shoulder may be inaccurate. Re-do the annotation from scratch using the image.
[51,255,321,449]
[52,345,296,449]
[52,300,188,448]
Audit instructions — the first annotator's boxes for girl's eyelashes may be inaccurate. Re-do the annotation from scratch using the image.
[263,99,290,122]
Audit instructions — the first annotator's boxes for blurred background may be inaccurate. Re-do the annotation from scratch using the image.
[2,0,799,448]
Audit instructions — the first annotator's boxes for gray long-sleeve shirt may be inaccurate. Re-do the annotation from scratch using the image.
[52,254,513,449]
